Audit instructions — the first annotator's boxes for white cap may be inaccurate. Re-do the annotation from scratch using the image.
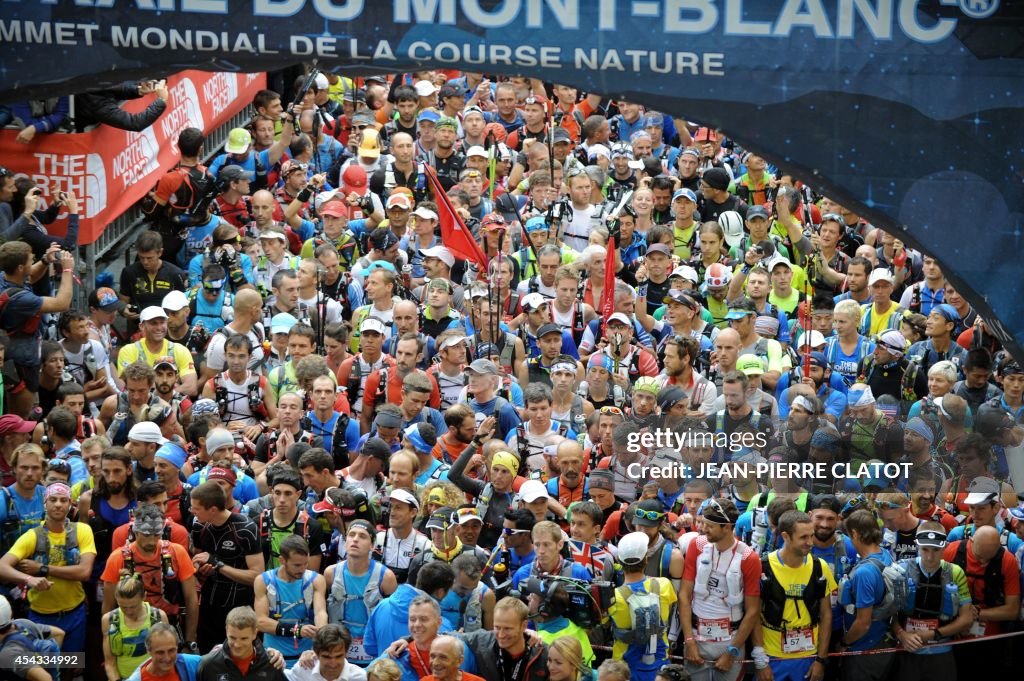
[521,292,549,312]
[466,145,488,159]
[607,312,632,326]
[719,211,745,248]
[139,306,168,322]
[161,290,189,312]
[670,265,700,284]
[420,245,454,268]
[805,330,827,348]
[869,268,895,286]
[439,335,468,351]
[0,595,11,628]
[588,144,611,160]
[519,479,549,503]
[360,318,387,335]
[617,531,650,564]
[314,73,330,91]
[766,254,792,271]
[414,80,437,97]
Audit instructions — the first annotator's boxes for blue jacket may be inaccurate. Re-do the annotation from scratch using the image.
[127,654,201,681]
[363,584,453,657]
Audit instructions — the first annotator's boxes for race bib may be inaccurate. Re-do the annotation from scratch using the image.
[969,620,987,638]
[347,636,371,663]
[696,617,732,643]
[906,618,938,634]
[781,627,815,654]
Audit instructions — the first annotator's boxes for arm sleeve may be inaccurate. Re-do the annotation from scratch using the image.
[97,98,167,132]
[447,442,486,496]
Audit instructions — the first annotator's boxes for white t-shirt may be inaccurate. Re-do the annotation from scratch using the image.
[204,323,267,372]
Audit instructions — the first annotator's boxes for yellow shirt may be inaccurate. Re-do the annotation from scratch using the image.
[761,551,837,659]
[865,302,899,338]
[116,339,196,377]
[10,522,96,614]
[674,224,697,260]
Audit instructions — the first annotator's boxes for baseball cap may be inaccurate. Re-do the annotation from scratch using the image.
[224,128,252,155]
[747,205,770,220]
[766,255,793,271]
[588,144,611,161]
[463,106,485,120]
[455,506,483,525]
[803,330,827,348]
[670,265,700,285]
[359,318,387,335]
[417,109,440,124]
[161,290,189,312]
[916,526,947,549]
[672,188,697,204]
[341,165,369,192]
[663,290,699,309]
[258,227,289,242]
[607,312,631,328]
[414,80,437,97]
[466,359,499,376]
[535,323,562,339]
[208,467,237,486]
[736,354,766,376]
[139,306,167,323]
[725,307,756,321]
[465,145,488,159]
[963,477,1001,506]
[412,206,439,221]
[646,243,672,258]
[425,506,457,531]
[320,201,349,219]
[617,532,650,565]
[404,423,437,453]
[420,245,454,268]
[390,488,420,510]
[588,469,615,492]
[522,293,549,313]
[153,356,176,370]
[519,480,549,503]
[270,313,298,334]
[551,128,572,144]
[693,127,717,143]
[89,287,125,313]
[806,351,829,369]
[219,165,254,183]
[0,415,36,436]
[869,268,895,286]
[632,499,666,527]
[386,193,413,210]
[127,422,166,445]
[280,159,307,178]
[357,129,381,159]
[657,387,687,411]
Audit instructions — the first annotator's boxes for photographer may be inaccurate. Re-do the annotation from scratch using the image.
[188,223,255,292]
[0,241,75,417]
[0,185,81,264]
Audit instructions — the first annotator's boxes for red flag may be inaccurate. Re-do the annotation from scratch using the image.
[600,236,617,338]
[422,164,488,273]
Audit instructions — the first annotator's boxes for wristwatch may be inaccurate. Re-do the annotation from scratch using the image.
[726,645,740,658]
[38,565,49,577]
[815,657,828,666]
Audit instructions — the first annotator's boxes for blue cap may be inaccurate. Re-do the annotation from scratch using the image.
[672,188,697,203]
[644,113,664,126]
[807,351,829,369]
[403,423,434,453]
[270,313,298,334]
[417,109,440,124]
[154,442,187,470]
[933,304,961,323]
[525,216,548,233]
[725,308,755,321]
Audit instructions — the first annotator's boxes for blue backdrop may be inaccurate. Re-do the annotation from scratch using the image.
[1,0,1021,355]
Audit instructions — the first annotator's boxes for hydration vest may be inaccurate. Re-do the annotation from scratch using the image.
[900,558,960,622]
[691,536,748,622]
[326,560,387,625]
[264,568,317,623]
[760,552,828,630]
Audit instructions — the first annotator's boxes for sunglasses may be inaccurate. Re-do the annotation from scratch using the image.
[599,406,624,416]
[874,499,907,510]
[821,213,844,223]
[523,95,545,106]
[352,124,370,131]
[634,508,665,522]
[503,527,530,535]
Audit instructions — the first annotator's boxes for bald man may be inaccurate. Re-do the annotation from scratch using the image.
[712,328,742,382]
[201,287,267,386]
[545,441,586,514]
[422,636,484,681]
[943,524,1020,678]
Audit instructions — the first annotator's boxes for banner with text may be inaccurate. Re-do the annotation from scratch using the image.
[0,70,266,244]
[0,1,1022,354]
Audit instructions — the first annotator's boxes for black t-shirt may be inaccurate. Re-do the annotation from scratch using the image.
[430,152,465,190]
[119,261,189,310]
[190,512,260,608]
[701,195,749,223]
[892,526,921,561]
[706,408,775,445]
[645,277,672,315]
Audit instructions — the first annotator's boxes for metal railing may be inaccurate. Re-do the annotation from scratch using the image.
[77,107,254,307]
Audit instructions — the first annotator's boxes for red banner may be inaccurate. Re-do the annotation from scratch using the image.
[0,70,266,245]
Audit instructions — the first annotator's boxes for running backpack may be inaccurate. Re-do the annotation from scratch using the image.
[845,556,907,622]
[612,578,663,663]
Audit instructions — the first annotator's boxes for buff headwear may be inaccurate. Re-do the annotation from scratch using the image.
[877,330,907,358]
[46,483,71,500]
[848,384,876,407]
[491,451,520,474]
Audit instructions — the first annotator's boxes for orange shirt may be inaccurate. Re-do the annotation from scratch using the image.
[363,367,442,409]
[100,541,196,615]
[943,539,1021,635]
[111,521,190,553]
[422,674,486,681]
[140,661,180,681]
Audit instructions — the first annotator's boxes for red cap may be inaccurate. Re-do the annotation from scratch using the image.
[341,165,368,193]
[693,127,717,143]
[0,415,36,436]
[320,201,348,218]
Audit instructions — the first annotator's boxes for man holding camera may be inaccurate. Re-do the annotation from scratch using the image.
[0,240,75,417]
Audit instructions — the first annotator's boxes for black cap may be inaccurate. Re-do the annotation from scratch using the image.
[810,493,842,514]
[220,165,254,182]
[552,128,572,144]
[536,323,563,338]
[703,167,731,191]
